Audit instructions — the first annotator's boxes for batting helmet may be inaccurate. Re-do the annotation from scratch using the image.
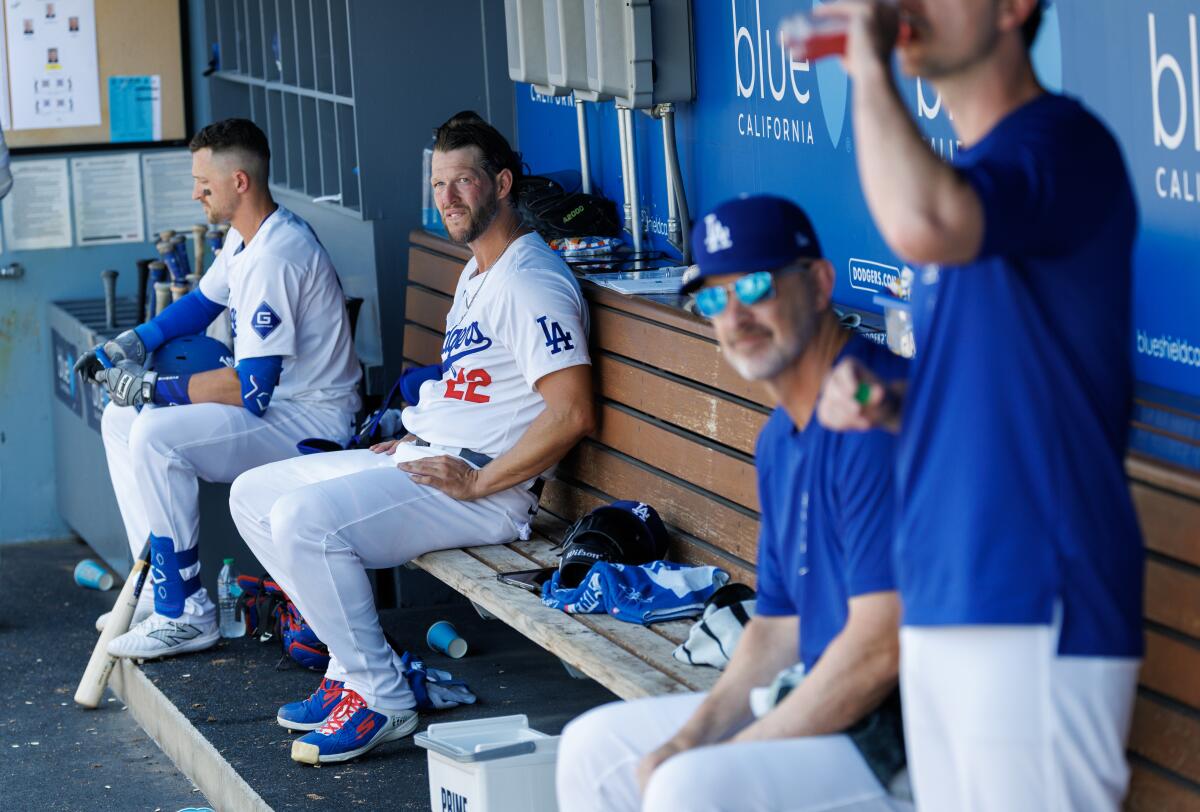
[557,500,670,588]
[149,335,234,376]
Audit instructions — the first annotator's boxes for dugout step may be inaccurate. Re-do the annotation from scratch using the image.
[110,591,616,810]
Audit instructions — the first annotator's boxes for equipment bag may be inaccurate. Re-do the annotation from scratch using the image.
[235,574,330,671]
[518,174,622,240]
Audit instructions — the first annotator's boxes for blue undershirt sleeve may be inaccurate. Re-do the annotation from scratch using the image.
[134,290,224,352]
[236,355,283,417]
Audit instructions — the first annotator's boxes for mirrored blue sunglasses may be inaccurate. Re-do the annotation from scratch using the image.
[693,271,775,318]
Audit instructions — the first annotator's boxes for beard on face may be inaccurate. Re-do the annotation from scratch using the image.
[720,289,818,381]
[446,191,500,245]
[724,329,799,381]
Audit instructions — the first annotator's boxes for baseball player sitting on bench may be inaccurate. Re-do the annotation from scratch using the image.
[556,195,910,812]
[76,118,361,660]
[228,111,595,765]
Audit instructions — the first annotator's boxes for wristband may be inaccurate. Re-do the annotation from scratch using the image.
[153,373,192,406]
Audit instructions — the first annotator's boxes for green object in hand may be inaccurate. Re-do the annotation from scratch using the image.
[855,382,873,406]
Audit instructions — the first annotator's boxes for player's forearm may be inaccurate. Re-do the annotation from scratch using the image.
[852,62,978,265]
[733,596,900,743]
[186,367,243,406]
[472,398,595,498]
[669,617,799,749]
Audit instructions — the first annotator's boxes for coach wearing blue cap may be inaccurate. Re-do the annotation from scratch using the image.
[556,195,912,811]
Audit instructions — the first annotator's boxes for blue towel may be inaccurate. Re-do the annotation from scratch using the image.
[541,561,730,625]
[400,651,477,710]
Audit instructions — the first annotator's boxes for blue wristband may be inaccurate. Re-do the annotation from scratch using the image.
[153,374,193,406]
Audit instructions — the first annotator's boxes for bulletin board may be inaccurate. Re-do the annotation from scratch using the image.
[1,0,188,150]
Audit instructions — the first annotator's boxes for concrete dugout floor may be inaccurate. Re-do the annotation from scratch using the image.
[1,539,621,810]
[0,539,208,811]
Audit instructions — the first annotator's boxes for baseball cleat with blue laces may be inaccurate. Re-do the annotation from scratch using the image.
[277,677,345,732]
[290,689,418,765]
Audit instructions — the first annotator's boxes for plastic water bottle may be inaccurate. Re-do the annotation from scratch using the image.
[218,558,245,638]
[421,137,447,236]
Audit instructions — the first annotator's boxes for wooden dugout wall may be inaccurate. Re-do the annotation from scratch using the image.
[406,231,1200,809]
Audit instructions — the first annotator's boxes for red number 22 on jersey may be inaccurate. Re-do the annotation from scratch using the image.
[444,368,491,403]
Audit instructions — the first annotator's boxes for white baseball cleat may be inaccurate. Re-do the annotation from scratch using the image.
[95,595,155,633]
[106,610,220,660]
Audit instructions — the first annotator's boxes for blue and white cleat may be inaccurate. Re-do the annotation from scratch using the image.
[276,678,345,732]
[290,689,418,765]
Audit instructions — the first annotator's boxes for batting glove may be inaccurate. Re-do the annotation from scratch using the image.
[73,329,147,383]
[98,360,157,408]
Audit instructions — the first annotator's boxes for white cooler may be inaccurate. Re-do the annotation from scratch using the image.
[414,714,560,812]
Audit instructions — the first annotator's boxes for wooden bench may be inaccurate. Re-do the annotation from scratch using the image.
[402,230,1200,809]
[404,230,766,699]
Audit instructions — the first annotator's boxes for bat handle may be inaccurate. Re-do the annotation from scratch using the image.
[192,225,208,276]
[135,259,153,326]
[101,269,119,329]
[154,282,173,317]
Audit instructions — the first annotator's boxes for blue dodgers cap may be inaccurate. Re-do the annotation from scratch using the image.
[682,194,823,294]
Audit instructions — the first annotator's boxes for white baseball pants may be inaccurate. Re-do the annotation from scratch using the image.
[228,444,538,712]
[101,399,353,577]
[900,624,1141,812]
[557,692,911,812]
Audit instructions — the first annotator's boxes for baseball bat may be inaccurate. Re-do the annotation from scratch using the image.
[101,269,118,329]
[74,541,152,708]
[157,241,183,283]
[171,234,191,279]
[158,229,176,243]
[205,228,223,263]
[154,281,172,316]
[135,259,153,326]
[191,225,207,276]
[147,262,168,319]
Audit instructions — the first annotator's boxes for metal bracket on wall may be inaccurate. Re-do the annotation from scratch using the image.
[0,262,25,280]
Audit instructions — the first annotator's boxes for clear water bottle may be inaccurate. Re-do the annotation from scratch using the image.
[422,137,447,236]
[217,558,245,638]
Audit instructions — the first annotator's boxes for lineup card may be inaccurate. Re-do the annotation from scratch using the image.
[5,0,101,131]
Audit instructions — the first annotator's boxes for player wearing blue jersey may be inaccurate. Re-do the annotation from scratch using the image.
[556,196,911,811]
[817,2,1142,809]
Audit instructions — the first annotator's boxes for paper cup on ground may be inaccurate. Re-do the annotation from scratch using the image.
[427,620,468,659]
[74,559,114,591]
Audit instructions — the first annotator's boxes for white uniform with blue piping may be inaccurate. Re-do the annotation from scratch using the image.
[100,207,359,625]
[229,233,590,712]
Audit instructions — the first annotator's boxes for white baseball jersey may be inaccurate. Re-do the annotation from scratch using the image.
[199,206,361,414]
[401,233,590,461]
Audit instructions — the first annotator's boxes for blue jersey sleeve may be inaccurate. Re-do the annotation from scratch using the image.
[236,355,283,416]
[960,98,1126,262]
[833,427,898,598]
[752,434,795,617]
[134,289,224,352]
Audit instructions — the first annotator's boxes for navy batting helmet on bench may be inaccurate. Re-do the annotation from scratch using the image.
[557,500,670,588]
[149,335,234,375]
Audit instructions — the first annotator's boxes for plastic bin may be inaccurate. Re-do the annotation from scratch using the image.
[414,714,560,812]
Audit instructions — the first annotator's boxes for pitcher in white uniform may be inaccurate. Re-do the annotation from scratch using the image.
[77,119,360,660]
[229,111,595,766]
